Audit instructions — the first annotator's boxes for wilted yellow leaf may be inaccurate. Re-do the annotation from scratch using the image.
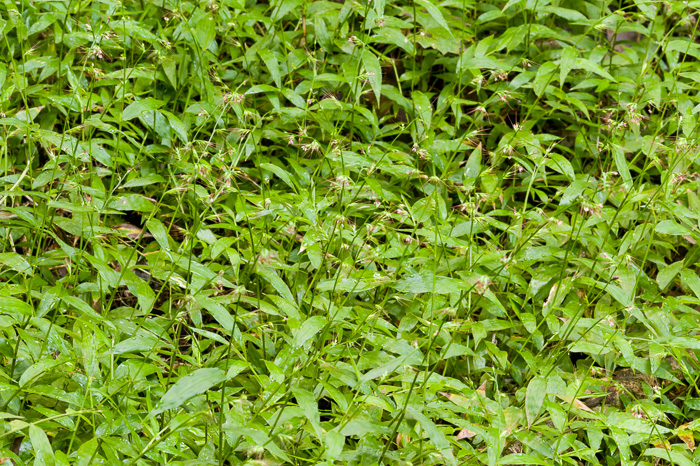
[678,430,695,451]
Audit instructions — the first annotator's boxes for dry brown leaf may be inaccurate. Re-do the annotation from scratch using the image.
[396,433,411,447]
[573,398,595,413]
[553,393,595,412]
[0,211,18,220]
[456,428,477,440]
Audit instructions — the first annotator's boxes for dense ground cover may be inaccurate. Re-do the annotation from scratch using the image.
[1,0,700,464]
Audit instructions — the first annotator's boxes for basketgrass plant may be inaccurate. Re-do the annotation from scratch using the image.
[1,0,700,464]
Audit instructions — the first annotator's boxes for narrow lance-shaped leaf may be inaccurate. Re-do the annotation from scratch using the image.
[406,407,456,466]
[122,98,164,121]
[526,375,547,426]
[559,46,578,85]
[259,49,282,88]
[292,387,323,438]
[362,50,382,105]
[29,425,55,466]
[149,368,227,417]
[293,316,327,348]
[257,267,296,305]
[415,0,452,36]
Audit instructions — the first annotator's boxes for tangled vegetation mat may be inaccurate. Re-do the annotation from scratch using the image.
[1,0,700,464]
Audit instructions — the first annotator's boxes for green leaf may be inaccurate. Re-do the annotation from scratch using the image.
[546,153,575,181]
[161,58,177,88]
[405,407,456,466]
[84,253,121,288]
[0,252,32,274]
[655,220,692,236]
[485,426,505,466]
[411,197,435,223]
[667,40,700,60]
[110,333,165,355]
[150,368,227,417]
[500,0,523,12]
[559,46,578,85]
[534,62,557,96]
[162,111,189,143]
[257,267,296,305]
[657,261,683,290]
[226,360,249,379]
[374,27,414,54]
[611,144,632,188]
[542,6,587,21]
[122,173,166,188]
[108,194,155,212]
[359,350,421,383]
[411,90,432,127]
[415,27,459,54]
[281,88,306,108]
[415,0,452,36]
[29,425,55,466]
[293,316,327,348]
[643,448,695,466]
[306,242,323,269]
[520,313,537,334]
[271,0,304,21]
[223,0,245,9]
[498,453,547,465]
[316,278,382,293]
[681,269,700,300]
[194,12,216,49]
[28,14,58,36]
[594,281,632,307]
[526,375,547,426]
[393,272,466,294]
[260,163,297,190]
[259,49,282,88]
[496,26,523,53]
[458,55,501,71]
[560,178,589,205]
[574,58,616,82]
[324,431,345,460]
[62,296,105,322]
[195,295,236,333]
[292,387,322,437]
[610,426,630,462]
[146,218,172,251]
[224,422,292,462]
[463,145,482,187]
[362,50,382,104]
[122,98,164,121]
[20,359,61,387]
[314,15,331,50]
[125,272,156,313]
[75,438,98,466]
[477,9,502,23]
